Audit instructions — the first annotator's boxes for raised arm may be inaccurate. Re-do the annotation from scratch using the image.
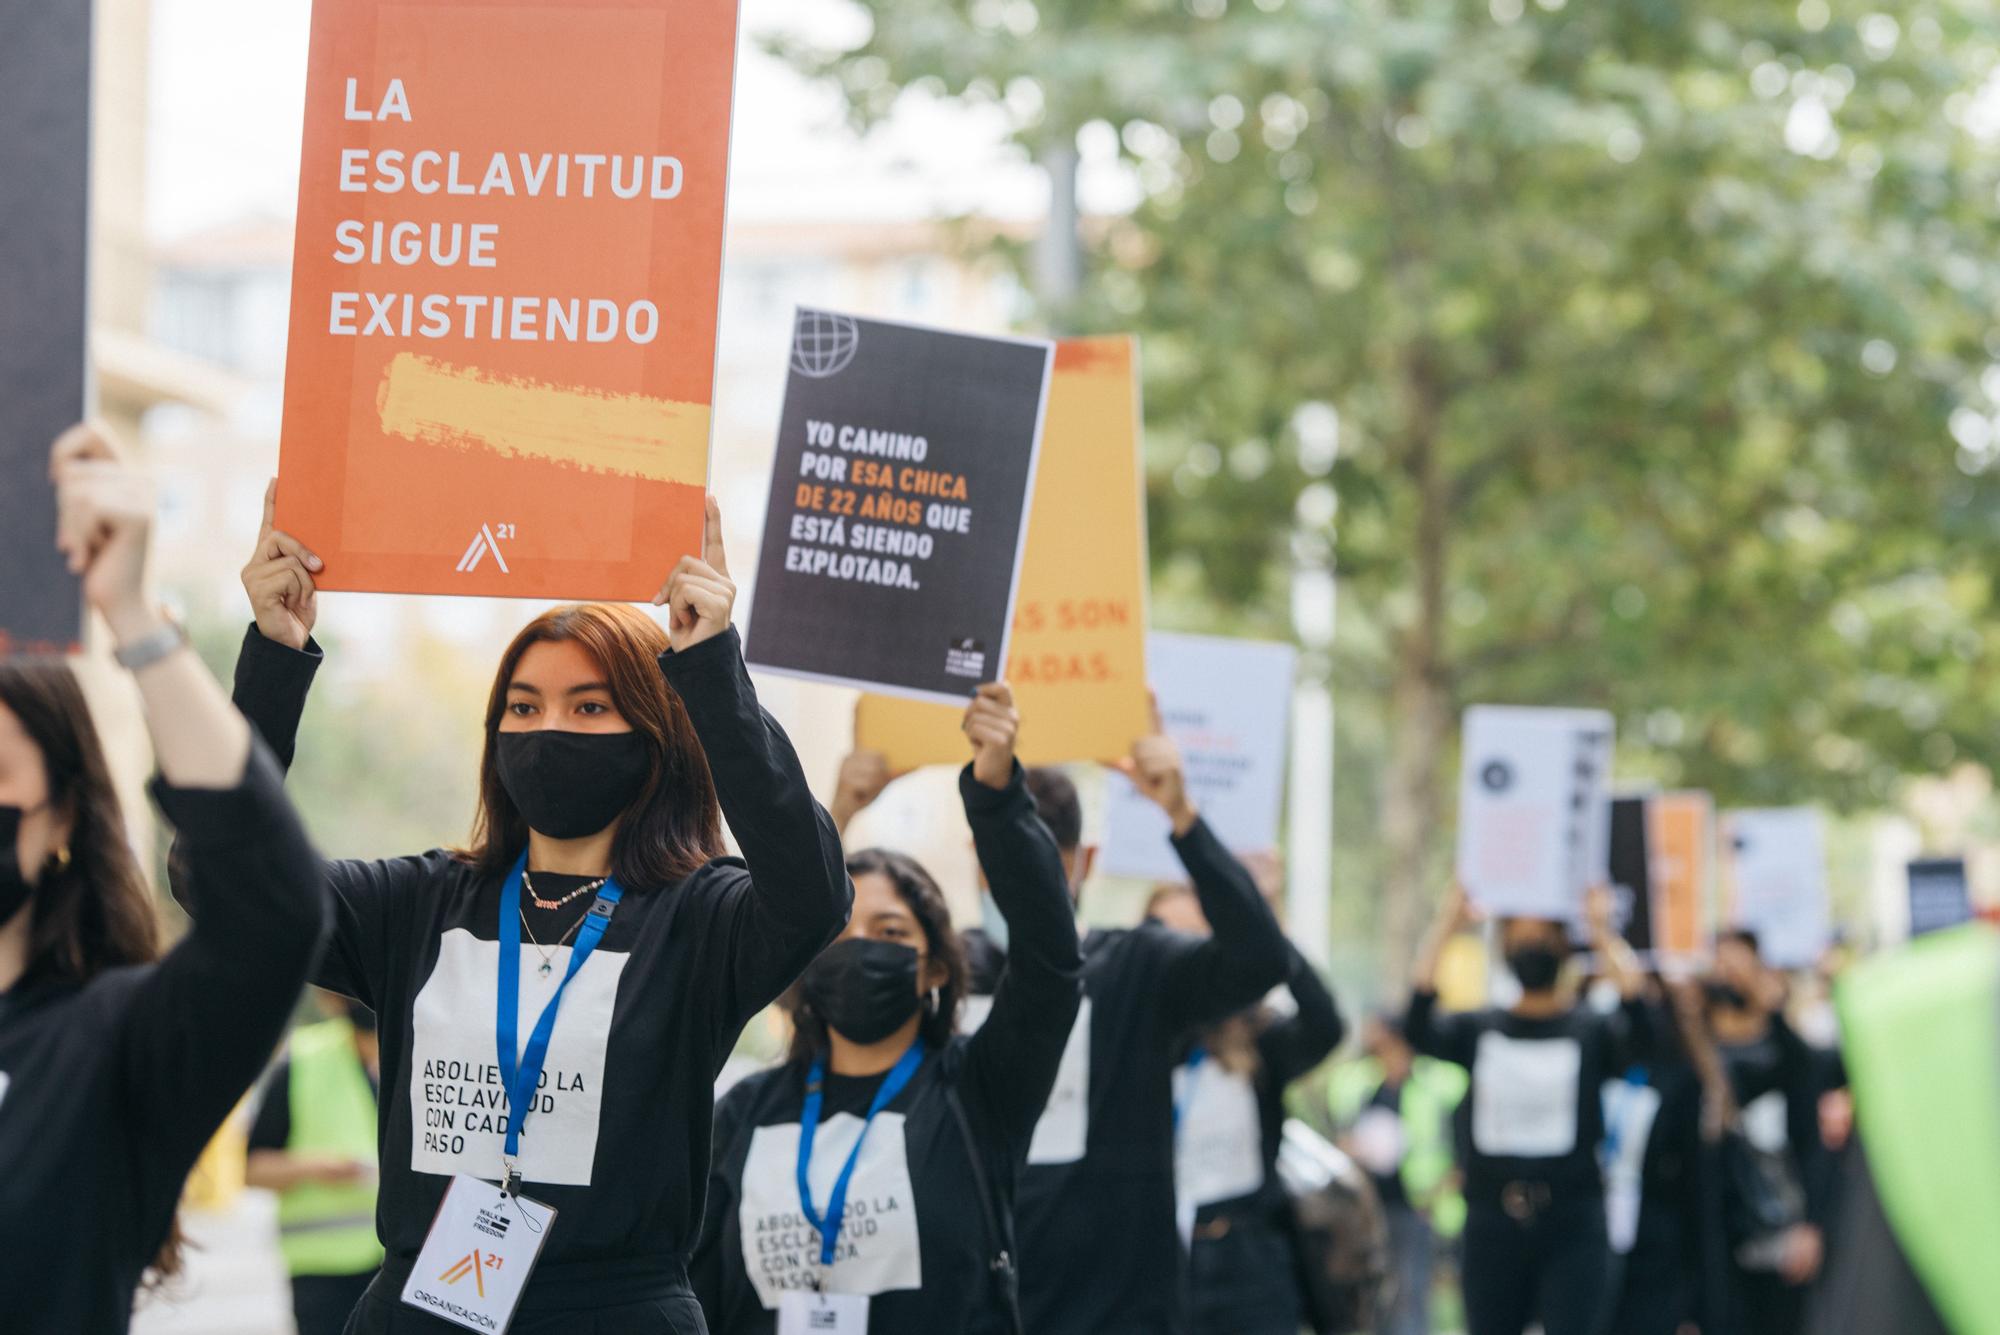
[830,736,894,842]
[1260,943,1347,1086]
[165,481,429,1008]
[957,684,1085,1145]
[1110,698,1288,1031]
[657,498,851,1024]
[1404,885,1480,1066]
[49,426,330,1165]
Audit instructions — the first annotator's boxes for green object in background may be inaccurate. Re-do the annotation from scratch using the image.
[1327,1056,1468,1240]
[275,1019,385,1277]
[1839,923,2000,1335]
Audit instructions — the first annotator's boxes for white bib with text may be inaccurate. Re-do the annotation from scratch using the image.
[738,1111,922,1309]
[1174,1064,1265,1210]
[1471,1032,1582,1158]
[408,928,628,1186]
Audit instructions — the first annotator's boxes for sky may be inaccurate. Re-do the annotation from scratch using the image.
[146,0,1053,241]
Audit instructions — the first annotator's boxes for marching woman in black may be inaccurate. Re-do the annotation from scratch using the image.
[693,682,1084,1335]
[191,494,851,1333]
[1404,883,1649,1335]
[4,425,328,1334]
[1149,882,1346,1335]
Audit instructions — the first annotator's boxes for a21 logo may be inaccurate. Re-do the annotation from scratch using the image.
[457,523,517,574]
[440,1248,503,1296]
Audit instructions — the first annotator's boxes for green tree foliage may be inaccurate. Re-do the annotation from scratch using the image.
[780,0,2000,978]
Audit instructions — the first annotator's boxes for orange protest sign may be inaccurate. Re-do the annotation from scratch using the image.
[855,336,1150,769]
[276,0,737,598]
[1648,791,1714,957]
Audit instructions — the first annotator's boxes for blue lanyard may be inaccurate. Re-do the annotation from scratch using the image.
[495,850,623,1181]
[1601,1064,1649,1163]
[1173,1046,1209,1137]
[796,1042,926,1268]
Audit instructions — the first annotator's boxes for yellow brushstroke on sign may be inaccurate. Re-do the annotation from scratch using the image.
[375,352,709,483]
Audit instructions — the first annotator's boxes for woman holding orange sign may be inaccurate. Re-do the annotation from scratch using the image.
[185,490,853,1334]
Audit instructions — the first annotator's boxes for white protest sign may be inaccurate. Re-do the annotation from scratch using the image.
[1455,705,1615,920]
[1101,632,1296,882]
[1723,807,1829,969]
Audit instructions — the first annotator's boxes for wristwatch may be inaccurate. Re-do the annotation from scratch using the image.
[112,616,191,672]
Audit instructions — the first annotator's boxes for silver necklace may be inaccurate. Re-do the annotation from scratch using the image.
[520,908,587,977]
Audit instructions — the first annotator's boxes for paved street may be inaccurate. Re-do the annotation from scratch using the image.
[133,1192,295,1335]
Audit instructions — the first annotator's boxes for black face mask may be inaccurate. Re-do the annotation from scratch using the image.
[1704,980,1749,1012]
[800,938,923,1045]
[1506,944,1565,993]
[495,730,651,840]
[0,805,40,926]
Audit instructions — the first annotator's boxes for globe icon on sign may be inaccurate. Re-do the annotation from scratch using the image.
[791,310,861,379]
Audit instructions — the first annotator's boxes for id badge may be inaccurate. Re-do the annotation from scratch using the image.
[778,1289,870,1334]
[402,1174,557,1334]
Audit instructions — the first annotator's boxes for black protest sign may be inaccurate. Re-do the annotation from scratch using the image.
[1907,857,1972,938]
[746,310,1054,703]
[0,0,90,655]
[1607,796,1655,952]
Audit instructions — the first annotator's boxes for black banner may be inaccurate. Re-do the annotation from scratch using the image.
[746,310,1053,701]
[1907,857,1972,938]
[0,0,90,655]
[1608,795,1655,952]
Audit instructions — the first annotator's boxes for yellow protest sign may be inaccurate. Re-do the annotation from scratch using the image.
[855,336,1149,769]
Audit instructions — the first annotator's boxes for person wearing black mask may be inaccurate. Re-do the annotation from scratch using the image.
[176,492,851,1333]
[1404,884,1648,1335]
[692,683,1081,1334]
[3,425,328,1334]
[1148,879,1346,1335]
[1701,933,1826,1335]
[838,695,1291,1335]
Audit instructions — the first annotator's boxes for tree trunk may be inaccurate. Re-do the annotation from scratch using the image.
[1378,347,1451,992]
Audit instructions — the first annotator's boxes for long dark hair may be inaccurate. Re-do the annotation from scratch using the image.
[0,661,183,1278]
[462,604,725,887]
[785,848,967,1062]
[0,663,160,984]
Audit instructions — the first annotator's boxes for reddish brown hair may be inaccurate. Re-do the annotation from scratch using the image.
[464,604,725,887]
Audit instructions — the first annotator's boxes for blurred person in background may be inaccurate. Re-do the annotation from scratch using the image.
[829,697,1291,1335]
[247,991,385,1335]
[1595,974,1707,1335]
[1403,884,1647,1335]
[1148,874,1346,1335]
[186,493,850,1333]
[2,425,328,1334]
[693,685,1082,1334]
[1702,930,1829,1335]
[1329,1013,1467,1335]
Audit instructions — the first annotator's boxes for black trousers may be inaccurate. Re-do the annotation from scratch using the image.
[293,1271,376,1335]
[1188,1210,1304,1335]
[1461,1194,1611,1335]
[1606,1197,1691,1335]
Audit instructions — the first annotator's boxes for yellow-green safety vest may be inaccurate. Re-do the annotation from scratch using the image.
[1325,1056,1468,1239]
[275,1020,385,1277]
[1839,922,2000,1335]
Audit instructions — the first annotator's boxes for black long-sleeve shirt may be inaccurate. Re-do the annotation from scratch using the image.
[3,745,328,1335]
[692,761,1081,1334]
[196,624,850,1297]
[1406,989,1651,1202]
[1005,820,1291,1335]
[1182,945,1346,1329]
